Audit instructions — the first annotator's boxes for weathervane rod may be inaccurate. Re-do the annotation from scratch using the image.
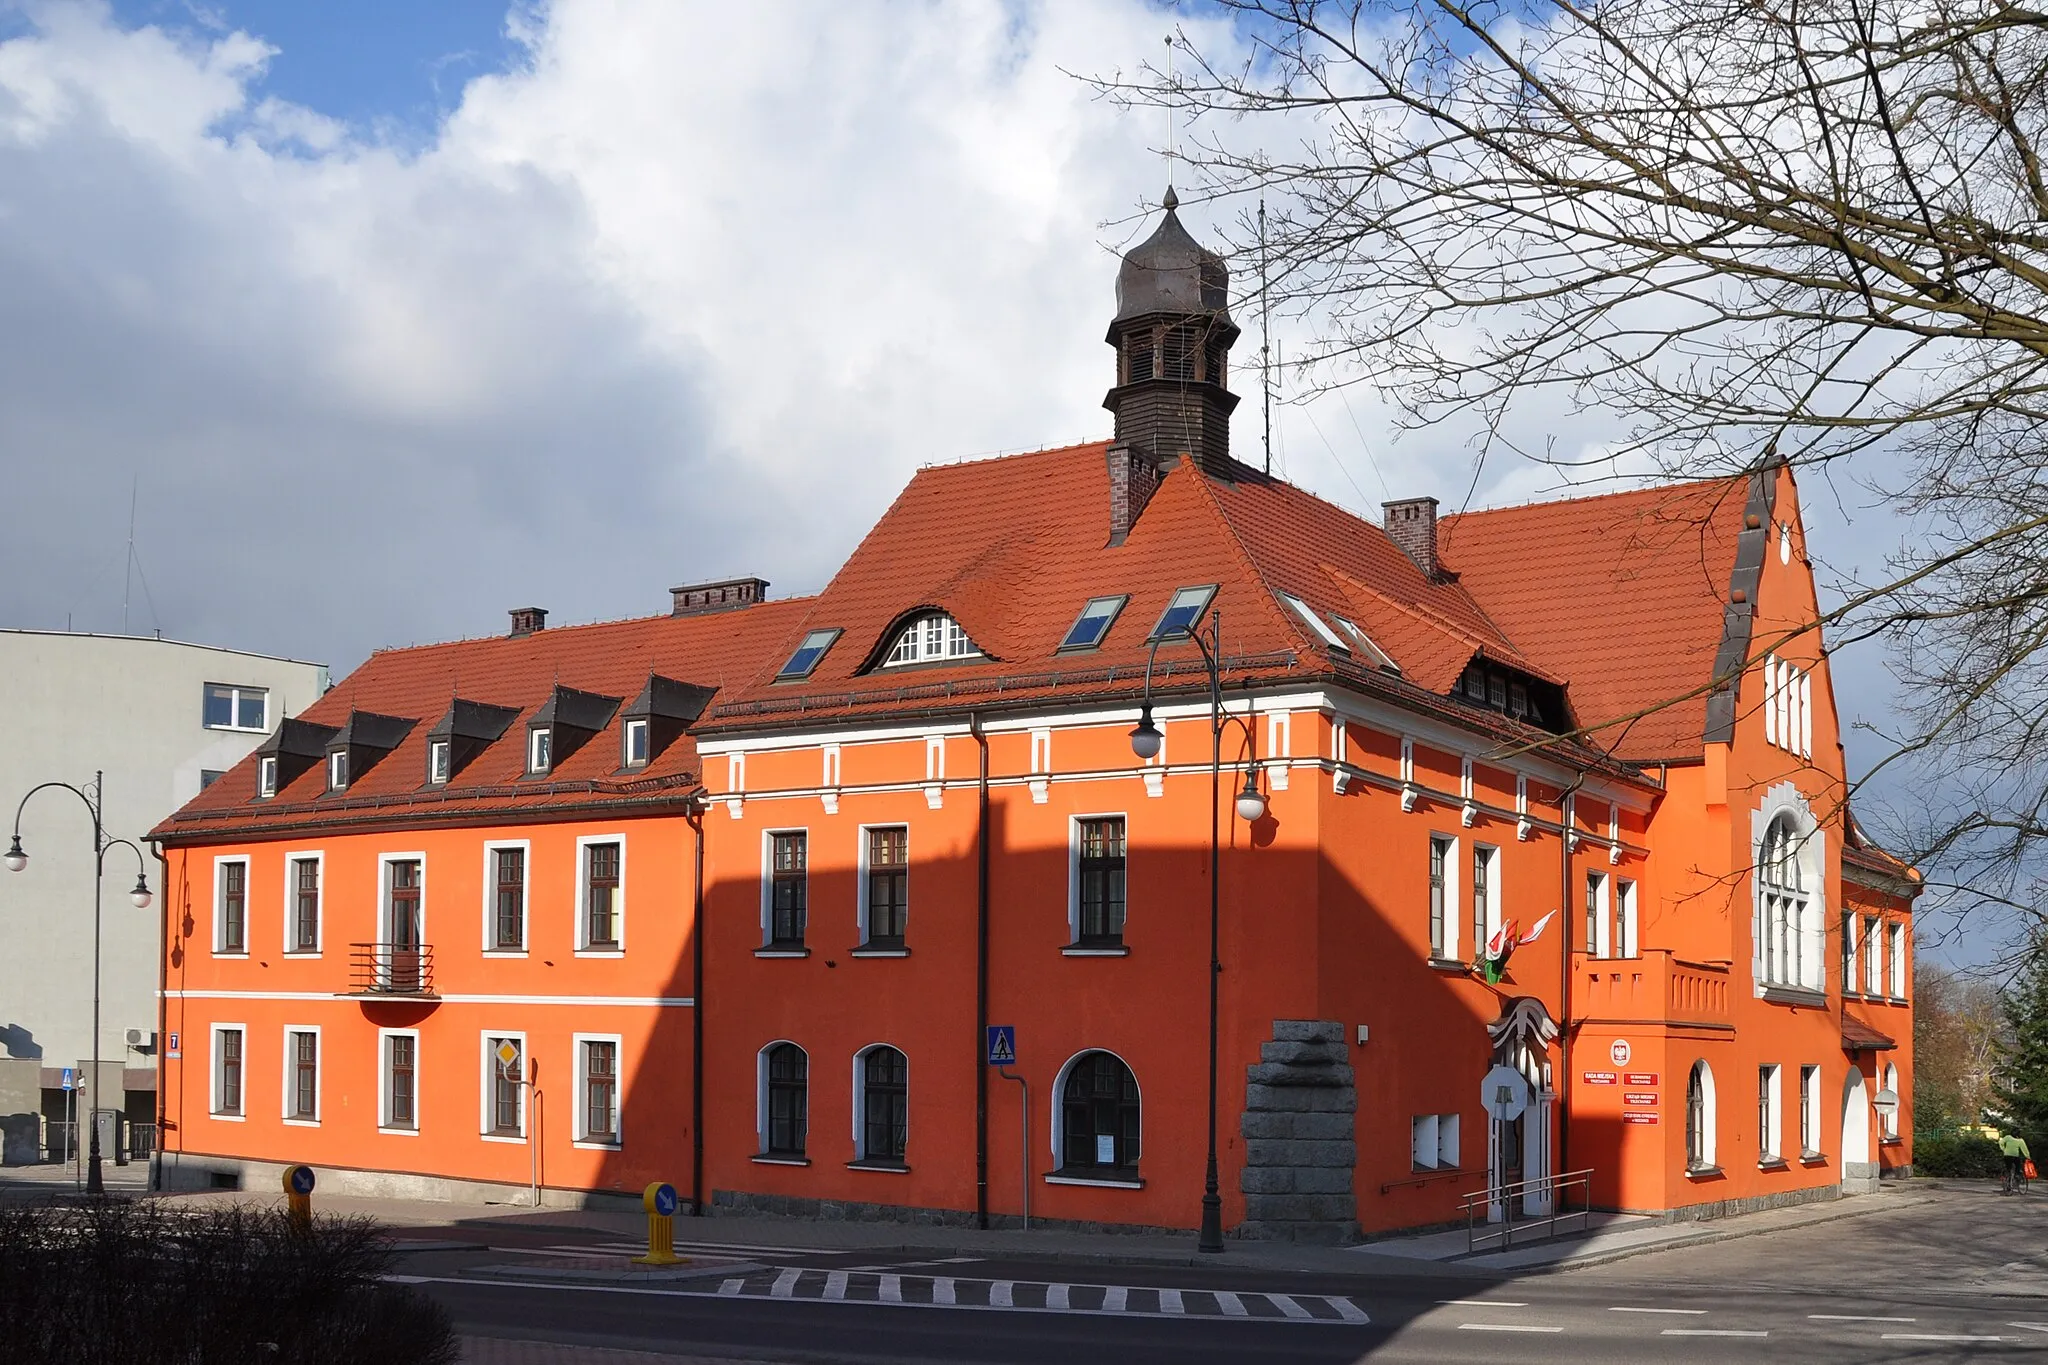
[1261,197,1273,477]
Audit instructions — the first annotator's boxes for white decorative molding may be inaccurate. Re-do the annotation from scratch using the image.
[924,784,944,810]
[1461,802,1478,828]
[1030,778,1049,804]
[1143,770,1165,799]
[725,798,744,820]
[821,791,839,815]
[1399,784,1418,813]
[821,745,840,815]
[1333,767,1355,796]
[1517,818,1533,842]
[1267,712,1292,791]
[1330,719,1348,794]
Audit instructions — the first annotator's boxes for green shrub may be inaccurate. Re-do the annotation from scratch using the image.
[1913,1130,2006,1178]
[0,1199,458,1365]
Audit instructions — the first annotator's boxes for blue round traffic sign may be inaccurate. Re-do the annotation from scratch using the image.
[647,1182,678,1217]
[285,1165,316,1196]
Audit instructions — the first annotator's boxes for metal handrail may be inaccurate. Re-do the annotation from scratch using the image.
[1461,1168,1595,1254]
[347,942,436,997]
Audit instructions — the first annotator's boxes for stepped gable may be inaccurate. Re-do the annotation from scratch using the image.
[1440,477,1749,761]
[152,597,811,839]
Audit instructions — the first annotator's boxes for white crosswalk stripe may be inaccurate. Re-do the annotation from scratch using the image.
[688,1270,1366,1324]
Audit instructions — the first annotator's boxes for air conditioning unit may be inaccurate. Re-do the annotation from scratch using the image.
[125,1030,156,1053]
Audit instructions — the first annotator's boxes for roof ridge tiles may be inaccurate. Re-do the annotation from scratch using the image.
[361,594,818,659]
[1171,465,1320,657]
[1440,471,1748,525]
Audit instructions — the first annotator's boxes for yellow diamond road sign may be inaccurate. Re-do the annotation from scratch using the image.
[495,1041,519,1069]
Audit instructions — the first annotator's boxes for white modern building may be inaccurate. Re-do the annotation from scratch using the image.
[0,630,327,1164]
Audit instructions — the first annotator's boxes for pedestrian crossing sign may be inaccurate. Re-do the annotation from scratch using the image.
[985,1026,1016,1067]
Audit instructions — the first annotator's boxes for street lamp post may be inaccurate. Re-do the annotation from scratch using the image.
[4,771,153,1196]
[1127,612,1265,1255]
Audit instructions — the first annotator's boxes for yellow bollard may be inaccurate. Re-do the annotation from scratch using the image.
[632,1182,684,1266]
[282,1165,315,1235]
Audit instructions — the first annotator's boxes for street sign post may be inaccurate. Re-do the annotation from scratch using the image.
[634,1182,684,1265]
[283,1165,315,1234]
[986,1026,1027,1229]
[1481,1063,1532,1122]
[985,1026,1016,1067]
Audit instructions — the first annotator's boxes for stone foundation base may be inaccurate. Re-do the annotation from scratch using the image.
[156,1155,642,1213]
[1654,1180,1843,1223]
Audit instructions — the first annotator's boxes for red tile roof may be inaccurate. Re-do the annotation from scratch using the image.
[1840,1013,1898,1052]
[1442,478,1749,760]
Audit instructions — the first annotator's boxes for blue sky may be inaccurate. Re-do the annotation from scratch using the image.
[106,0,520,129]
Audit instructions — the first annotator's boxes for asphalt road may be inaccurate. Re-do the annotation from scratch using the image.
[408,1184,2048,1362]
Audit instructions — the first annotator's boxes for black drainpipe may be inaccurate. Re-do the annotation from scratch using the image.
[150,841,170,1192]
[689,794,707,1215]
[972,714,991,1230]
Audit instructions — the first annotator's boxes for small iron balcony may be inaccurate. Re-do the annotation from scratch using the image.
[346,942,436,997]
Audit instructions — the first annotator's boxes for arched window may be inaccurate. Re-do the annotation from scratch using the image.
[1759,815,1809,987]
[883,613,980,667]
[855,1045,908,1164]
[1060,1051,1141,1176]
[1881,1062,1901,1141]
[762,1043,807,1157]
[1686,1060,1717,1172]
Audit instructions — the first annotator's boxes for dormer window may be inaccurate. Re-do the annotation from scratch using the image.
[624,719,650,768]
[1061,596,1128,652]
[328,751,348,792]
[257,757,278,799]
[428,739,451,785]
[778,629,841,681]
[884,613,979,667]
[529,728,552,775]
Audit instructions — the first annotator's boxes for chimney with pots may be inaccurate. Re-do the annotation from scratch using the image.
[670,576,770,616]
[1382,498,1442,580]
[508,606,548,637]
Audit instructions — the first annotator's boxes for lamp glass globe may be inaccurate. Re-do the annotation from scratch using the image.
[1128,722,1163,761]
[1236,791,1268,822]
[131,888,153,909]
[2,852,24,873]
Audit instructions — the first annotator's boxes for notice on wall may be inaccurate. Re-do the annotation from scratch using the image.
[1096,1135,1115,1164]
[1609,1039,1633,1066]
[1582,1071,1618,1085]
[1622,1113,1659,1124]
[1623,1072,1659,1087]
[1624,1093,1658,1107]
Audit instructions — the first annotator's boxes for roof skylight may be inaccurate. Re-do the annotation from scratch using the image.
[777,628,842,681]
[1060,595,1128,651]
[1151,585,1217,640]
[1333,616,1400,673]
[1281,593,1350,653]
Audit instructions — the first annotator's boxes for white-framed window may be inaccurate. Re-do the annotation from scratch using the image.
[759,1040,808,1157]
[283,852,322,955]
[1614,878,1638,959]
[851,1043,909,1164]
[203,683,268,732]
[1471,844,1501,961]
[1889,921,1907,998]
[481,840,530,954]
[1411,1112,1461,1170]
[1429,834,1460,960]
[283,1025,321,1125]
[379,1028,420,1133]
[1864,916,1884,996]
[574,1033,623,1147]
[1051,1049,1141,1178]
[761,829,809,948]
[1586,871,1611,959]
[427,739,451,784]
[528,727,552,775]
[1758,815,1813,988]
[213,856,250,955]
[883,612,980,666]
[211,1024,246,1119]
[1757,1064,1781,1162]
[1280,593,1350,653]
[1881,1062,1901,1141]
[1686,1060,1717,1171]
[480,1032,528,1140]
[1800,1064,1821,1156]
[1068,814,1128,948]
[256,756,278,799]
[327,750,348,792]
[857,824,908,950]
[623,718,650,768]
[1762,656,1814,758]
[1842,911,1859,995]
[575,833,626,954]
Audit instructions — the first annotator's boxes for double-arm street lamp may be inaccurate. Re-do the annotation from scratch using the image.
[3,771,153,1195]
[1127,612,1265,1254]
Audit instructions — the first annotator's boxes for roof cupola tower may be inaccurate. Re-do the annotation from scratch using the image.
[1104,187,1242,478]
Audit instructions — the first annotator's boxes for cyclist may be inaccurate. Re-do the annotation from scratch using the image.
[2001,1131,2032,1194]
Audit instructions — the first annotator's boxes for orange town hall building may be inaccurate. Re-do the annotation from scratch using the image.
[150,193,1917,1241]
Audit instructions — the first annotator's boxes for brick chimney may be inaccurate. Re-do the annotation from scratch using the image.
[1106,444,1162,547]
[1382,498,1441,579]
[670,576,769,616]
[508,606,548,637]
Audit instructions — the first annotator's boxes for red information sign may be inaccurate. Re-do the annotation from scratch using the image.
[1624,1072,1660,1086]
[1622,1112,1660,1124]
[1582,1071,1618,1085]
[1624,1093,1658,1106]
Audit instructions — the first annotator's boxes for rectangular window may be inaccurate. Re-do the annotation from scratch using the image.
[1151,584,1218,640]
[1429,836,1451,959]
[584,842,621,949]
[1060,596,1128,652]
[1799,1064,1819,1156]
[289,857,320,953]
[1842,912,1858,995]
[1889,922,1906,998]
[769,833,807,947]
[492,847,525,951]
[865,827,908,948]
[777,628,842,681]
[1864,916,1883,995]
[385,1033,417,1131]
[624,718,650,766]
[217,859,247,954]
[257,756,277,798]
[528,728,551,774]
[1615,879,1638,959]
[1585,871,1609,959]
[1077,817,1127,946]
[1471,846,1497,962]
[582,1039,618,1143]
[487,1037,523,1137]
[428,739,451,784]
[384,859,423,992]
[1280,593,1350,653]
[203,683,268,731]
[214,1027,244,1116]
[199,768,226,790]
[1411,1114,1439,1170]
[328,750,348,792]
[287,1030,319,1121]
[1758,1065,1781,1161]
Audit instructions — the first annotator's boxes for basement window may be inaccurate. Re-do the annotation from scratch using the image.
[777,629,841,681]
[1060,596,1128,652]
[1151,585,1217,641]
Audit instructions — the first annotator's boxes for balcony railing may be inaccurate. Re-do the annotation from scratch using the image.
[347,942,436,997]
[1574,950,1729,1026]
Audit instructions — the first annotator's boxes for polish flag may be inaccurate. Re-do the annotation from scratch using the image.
[1519,910,1558,946]
[1486,919,1517,961]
